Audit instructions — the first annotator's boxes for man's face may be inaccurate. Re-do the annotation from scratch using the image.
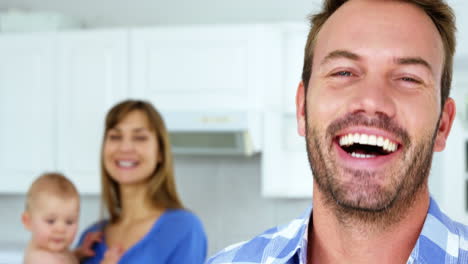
[296,0,455,218]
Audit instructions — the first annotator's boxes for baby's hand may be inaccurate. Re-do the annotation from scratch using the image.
[100,245,124,264]
[75,231,103,259]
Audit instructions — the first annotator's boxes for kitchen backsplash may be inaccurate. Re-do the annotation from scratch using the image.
[0,155,312,256]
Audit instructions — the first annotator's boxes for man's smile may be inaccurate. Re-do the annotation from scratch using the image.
[338,132,399,157]
[329,126,406,170]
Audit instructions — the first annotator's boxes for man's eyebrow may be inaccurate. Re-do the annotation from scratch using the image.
[320,50,361,65]
[320,51,433,71]
[395,57,433,73]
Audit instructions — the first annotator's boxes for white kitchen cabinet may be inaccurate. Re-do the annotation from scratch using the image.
[0,25,284,194]
[452,57,468,127]
[262,112,312,197]
[0,33,56,192]
[449,0,468,58]
[281,23,309,113]
[0,30,128,194]
[261,23,312,197]
[130,25,281,112]
[56,30,129,194]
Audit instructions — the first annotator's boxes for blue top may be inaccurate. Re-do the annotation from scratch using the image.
[77,209,207,264]
[207,197,468,264]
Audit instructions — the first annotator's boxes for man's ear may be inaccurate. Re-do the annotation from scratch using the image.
[433,97,456,152]
[22,211,31,230]
[296,81,306,137]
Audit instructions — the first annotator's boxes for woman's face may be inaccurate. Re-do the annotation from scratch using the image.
[103,110,160,185]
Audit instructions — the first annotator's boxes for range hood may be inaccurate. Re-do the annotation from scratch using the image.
[161,111,262,156]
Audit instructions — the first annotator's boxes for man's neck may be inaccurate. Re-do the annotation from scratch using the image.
[308,186,430,264]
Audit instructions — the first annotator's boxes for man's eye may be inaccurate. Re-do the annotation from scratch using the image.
[332,71,353,77]
[66,220,75,225]
[46,219,55,225]
[401,76,421,83]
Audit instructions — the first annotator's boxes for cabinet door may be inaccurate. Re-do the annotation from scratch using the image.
[452,1,468,58]
[130,25,281,111]
[56,30,128,194]
[262,112,312,197]
[261,24,312,198]
[282,24,308,113]
[0,33,56,193]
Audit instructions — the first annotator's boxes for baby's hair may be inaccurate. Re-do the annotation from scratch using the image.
[25,172,79,212]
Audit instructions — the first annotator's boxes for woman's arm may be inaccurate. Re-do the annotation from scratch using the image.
[74,231,103,260]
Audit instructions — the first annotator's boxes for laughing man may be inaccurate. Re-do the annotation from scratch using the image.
[207,0,468,263]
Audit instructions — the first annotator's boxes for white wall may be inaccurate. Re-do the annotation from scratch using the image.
[0,0,466,36]
[0,0,320,27]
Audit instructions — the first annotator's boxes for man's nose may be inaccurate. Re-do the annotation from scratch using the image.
[345,75,396,118]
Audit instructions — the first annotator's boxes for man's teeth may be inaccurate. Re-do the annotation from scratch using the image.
[118,160,137,168]
[339,133,398,152]
[351,152,376,158]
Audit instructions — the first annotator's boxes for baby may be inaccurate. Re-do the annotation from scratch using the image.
[21,172,81,264]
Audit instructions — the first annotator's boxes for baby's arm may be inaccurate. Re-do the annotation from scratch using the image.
[74,231,103,260]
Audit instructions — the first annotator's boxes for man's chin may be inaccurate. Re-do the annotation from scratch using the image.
[325,169,396,209]
[329,183,398,211]
[333,194,396,213]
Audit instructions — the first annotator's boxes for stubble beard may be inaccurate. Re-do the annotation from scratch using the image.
[306,112,438,230]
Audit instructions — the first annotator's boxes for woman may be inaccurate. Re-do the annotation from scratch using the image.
[76,99,207,263]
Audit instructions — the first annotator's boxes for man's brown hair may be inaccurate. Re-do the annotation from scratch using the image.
[301,0,456,108]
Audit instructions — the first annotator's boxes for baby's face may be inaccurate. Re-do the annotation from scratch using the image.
[26,194,79,252]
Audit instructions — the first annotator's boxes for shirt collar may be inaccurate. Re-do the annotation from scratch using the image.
[275,206,311,264]
[294,197,457,263]
[409,197,462,262]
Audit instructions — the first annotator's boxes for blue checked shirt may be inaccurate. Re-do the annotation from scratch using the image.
[206,198,468,263]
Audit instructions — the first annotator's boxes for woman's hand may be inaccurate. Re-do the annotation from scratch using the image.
[74,231,103,259]
[100,245,124,264]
